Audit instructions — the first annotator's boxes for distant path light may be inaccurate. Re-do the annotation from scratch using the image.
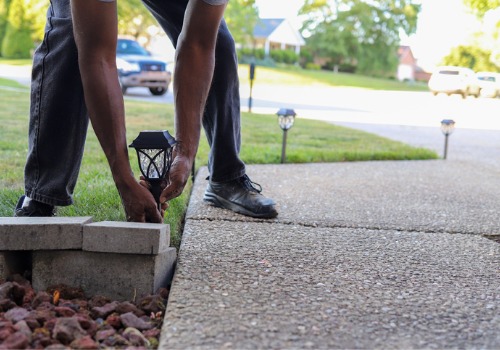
[277,108,296,164]
[440,119,455,160]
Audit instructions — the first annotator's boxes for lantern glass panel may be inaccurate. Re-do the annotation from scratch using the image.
[440,120,456,135]
[138,148,169,179]
[279,115,295,130]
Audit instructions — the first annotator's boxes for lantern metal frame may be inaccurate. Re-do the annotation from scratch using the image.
[129,130,176,209]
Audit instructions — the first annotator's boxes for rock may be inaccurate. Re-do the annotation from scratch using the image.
[0,321,15,341]
[123,327,150,347]
[8,282,26,306]
[142,328,161,339]
[105,313,122,329]
[69,335,99,349]
[45,317,58,333]
[22,287,36,307]
[31,327,53,348]
[23,317,41,331]
[116,301,144,317]
[120,312,153,330]
[29,307,56,325]
[88,295,111,308]
[95,328,116,342]
[45,344,70,350]
[31,291,52,308]
[0,282,14,300]
[90,301,118,319]
[138,294,165,314]
[14,320,32,342]
[54,306,76,317]
[0,332,29,350]
[52,317,87,345]
[102,333,130,347]
[5,307,30,323]
[0,298,17,312]
[76,314,97,337]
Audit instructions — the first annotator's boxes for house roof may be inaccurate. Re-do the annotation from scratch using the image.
[254,18,285,38]
[253,18,305,47]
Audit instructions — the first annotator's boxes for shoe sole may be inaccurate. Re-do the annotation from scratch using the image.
[203,192,278,219]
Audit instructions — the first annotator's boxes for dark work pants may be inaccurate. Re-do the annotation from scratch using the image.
[24,0,246,206]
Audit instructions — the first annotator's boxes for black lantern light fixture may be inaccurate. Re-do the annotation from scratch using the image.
[440,119,455,160]
[277,108,296,164]
[129,130,176,210]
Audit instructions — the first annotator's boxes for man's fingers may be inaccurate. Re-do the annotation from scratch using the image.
[147,207,163,223]
[160,184,183,203]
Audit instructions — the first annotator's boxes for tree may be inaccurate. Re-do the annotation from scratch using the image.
[460,0,500,69]
[27,0,49,46]
[224,0,259,46]
[0,0,12,55]
[463,0,500,16]
[441,45,500,72]
[300,0,420,77]
[117,0,158,44]
[1,0,32,58]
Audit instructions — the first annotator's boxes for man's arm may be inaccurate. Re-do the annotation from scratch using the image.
[70,0,162,223]
[159,0,227,203]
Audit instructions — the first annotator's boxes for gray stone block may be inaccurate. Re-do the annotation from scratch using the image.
[32,248,177,300]
[0,217,93,250]
[83,221,169,254]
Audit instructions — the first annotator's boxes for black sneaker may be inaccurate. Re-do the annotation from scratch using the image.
[14,195,56,217]
[203,175,278,218]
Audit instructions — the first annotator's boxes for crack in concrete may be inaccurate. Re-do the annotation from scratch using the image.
[187,216,498,239]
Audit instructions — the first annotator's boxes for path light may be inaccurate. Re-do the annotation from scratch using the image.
[129,130,176,210]
[277,108,296,164]
[440,119,455,160]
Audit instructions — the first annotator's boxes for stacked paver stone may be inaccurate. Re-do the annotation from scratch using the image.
[0,217,176,301]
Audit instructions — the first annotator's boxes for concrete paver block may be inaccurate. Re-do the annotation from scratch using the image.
[0,217,93,250]
[32,248,176,301]
[83,221,169,254]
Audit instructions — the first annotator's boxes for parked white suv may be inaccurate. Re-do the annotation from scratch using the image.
[428,66,481,99]
[476,71,500,98]
[116,38,171,96]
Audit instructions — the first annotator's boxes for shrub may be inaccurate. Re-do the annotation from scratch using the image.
[1,0,33,58]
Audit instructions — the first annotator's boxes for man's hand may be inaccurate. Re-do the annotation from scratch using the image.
[159,150,193,204]
[118,180,163,223]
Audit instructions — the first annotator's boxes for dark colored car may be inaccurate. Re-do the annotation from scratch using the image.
[116,38,171,96]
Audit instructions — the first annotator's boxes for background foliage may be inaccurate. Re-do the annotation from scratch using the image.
[298,0,420,77]
[0,0,499,74]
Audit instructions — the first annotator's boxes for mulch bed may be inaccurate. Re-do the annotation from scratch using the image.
[0,274,169,349]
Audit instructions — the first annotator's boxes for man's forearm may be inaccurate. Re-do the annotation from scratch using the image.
[171,0,226,161]
[71,0,135,189]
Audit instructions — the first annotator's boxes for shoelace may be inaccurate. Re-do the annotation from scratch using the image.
[239,175,262,193]
[206,174,263,193]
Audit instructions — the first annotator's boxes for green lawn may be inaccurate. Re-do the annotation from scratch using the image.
[0,70,437,249]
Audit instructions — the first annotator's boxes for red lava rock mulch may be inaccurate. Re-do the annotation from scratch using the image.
[0,274,169,349]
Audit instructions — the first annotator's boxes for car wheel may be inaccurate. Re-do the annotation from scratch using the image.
[432,91,438,96]
[461,90,468,99]
[149,87,167,96]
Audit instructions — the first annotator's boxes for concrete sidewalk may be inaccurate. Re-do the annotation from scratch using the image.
[159,160,500,349]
